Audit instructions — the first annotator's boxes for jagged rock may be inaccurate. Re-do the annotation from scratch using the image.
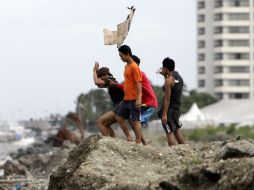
[3,134,253,190]
[159,181,180,190]
[48,135,198,190]
[0,140,75,190]
[216,140,254,160]
[201,168,220,182]
[1,160,27,177]
[200,139,254,163]
[177,157,254,190]
[46,135,254,190]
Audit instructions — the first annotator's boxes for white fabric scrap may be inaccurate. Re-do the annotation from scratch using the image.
[103,7,135,47]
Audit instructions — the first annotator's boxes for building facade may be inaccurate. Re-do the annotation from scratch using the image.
[197,0,254,99]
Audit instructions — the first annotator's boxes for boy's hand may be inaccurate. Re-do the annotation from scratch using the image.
[93,62,99,72]
[108,79,117,86]
[135,97,141,109]
[161,114,167,125]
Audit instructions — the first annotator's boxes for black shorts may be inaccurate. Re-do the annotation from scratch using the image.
[112,104,120,114]
[158,108,182,133]
[117,100,140,121]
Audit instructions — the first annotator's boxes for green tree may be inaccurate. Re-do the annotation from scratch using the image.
[75,85,218,125]
[151,85,218,115]
[149,85,163,120]
[181,90,218,114]
[76,89,111,124]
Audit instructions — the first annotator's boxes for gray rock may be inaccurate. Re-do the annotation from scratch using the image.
[48,135,198,190]
[47,135,254,190]
[216,140,254,160]
[5,135,254,190]
[177,158,254,190]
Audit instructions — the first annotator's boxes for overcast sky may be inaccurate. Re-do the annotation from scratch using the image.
[0,0,196,121]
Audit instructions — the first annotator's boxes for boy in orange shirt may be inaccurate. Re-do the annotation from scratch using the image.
[116,45,143,144]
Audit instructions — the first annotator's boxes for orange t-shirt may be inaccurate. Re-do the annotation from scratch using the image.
[123,62,142,100]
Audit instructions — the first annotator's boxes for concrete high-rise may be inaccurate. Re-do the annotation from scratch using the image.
[197,0,254,99]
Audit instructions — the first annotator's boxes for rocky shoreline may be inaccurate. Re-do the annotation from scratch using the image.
[48,135,254,190]
[0,141,75,190]
[2,135,254,190]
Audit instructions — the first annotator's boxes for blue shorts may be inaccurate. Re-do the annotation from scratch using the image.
[140,106,156,126]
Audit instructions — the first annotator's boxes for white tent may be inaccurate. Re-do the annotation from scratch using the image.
[201,100,254,125]
[180,103,208,129]
[181,103,206,122]
[151,103,208,129]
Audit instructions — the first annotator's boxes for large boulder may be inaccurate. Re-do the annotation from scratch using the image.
[48,135,198,190]
[47,135,254,190]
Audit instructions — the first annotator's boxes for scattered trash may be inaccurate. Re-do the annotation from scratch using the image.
[15,183,22,190]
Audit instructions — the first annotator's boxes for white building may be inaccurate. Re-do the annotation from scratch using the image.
[197,0,254,100]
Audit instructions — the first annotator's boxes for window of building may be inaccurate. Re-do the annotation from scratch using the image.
[228,27,249,33]
[214,40,223,47]
[214,27,223,34]
[198,41,205,48]
[198,66,205,74]
[198,14,205,22]
[228,40,249,47]
[215,79,223,86]
[214,53,223,60]
[198,53,205,61]
[214,66,223,73]
[240,0,249,7]
[198,80,205,87]
[228,80,250,86]
[228,53,249,60]
[228,66,249,73]
[229,93,249,99]
[228,0,249,7]
[214,13,223,21]
[234,0,241,7]
[214,0,223,8]
[198,1,205,9]
[228,13,249,21]
[198,28,205,35]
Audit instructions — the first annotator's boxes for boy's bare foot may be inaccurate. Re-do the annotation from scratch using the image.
[127,137,133,142]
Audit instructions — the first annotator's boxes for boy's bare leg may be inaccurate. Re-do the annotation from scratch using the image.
[116,116,133,141]
[97,111,116,136]
[129,120,146,145]
[107,126,116,138]
[167,132,176,146]
[141,133,147,145]
[174,129,185,144]
[130,121,142,144]
[97,120,109,136]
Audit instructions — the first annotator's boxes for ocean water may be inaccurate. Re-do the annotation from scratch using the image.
[0,137,35,164]
[0,121,36,163]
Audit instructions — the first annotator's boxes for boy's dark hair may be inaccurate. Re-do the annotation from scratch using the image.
[96,67,112,78]
[118,45,132,56]
[132,55,140,65]
[162,57,175,71]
